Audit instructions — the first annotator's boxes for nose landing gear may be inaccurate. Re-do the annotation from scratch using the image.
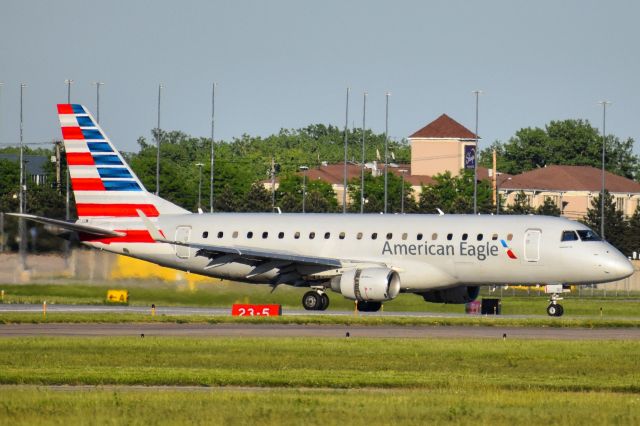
[302,289,330,311]
[547,293,564,317]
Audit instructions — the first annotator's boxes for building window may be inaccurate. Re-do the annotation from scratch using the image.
[616,197,625,212]
[202,231,209,239]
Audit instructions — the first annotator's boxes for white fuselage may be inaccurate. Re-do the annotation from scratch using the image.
[83,213,633,292]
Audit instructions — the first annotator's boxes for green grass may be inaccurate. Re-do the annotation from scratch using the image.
[1,312,640,328]
[0,337,639,424]
[1,282,640,317]
[0,387,638,426]
[0,337,638,391]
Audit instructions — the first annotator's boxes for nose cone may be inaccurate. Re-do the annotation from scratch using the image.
[604,254,635,280]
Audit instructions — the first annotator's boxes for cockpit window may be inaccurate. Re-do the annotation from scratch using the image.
[577,230,601,241]
[561,230,579,242]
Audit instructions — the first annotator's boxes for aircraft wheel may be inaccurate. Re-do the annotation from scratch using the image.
[547,304,559,317]
[555,304,564,317]
[302,291,322,311]
[319,293,330,311]
[357,301,382,312]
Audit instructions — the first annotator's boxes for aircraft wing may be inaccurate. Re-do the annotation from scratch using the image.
[6,213,125,238]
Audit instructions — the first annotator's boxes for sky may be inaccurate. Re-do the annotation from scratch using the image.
[0,0,639,154]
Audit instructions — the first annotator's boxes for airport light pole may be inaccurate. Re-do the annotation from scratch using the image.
[92,82,104,123]
[384,92,390,214]
[19,83,26,270]
[399,169,408,213]
[155,83,163,196]
[195,163,204,211]
[300,166,309,213]
[360,92,367,214]
[472,90,483,215]
[342,88,350,213]
[210,82,216,213]
[599,100,611,239]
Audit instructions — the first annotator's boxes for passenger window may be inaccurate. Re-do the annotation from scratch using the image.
[324,232,331,239]
[294,232,300,239]
[357,232,363,240]
[262,232,268,239]
[431,233,438,240]
[202,231,209,239]
[339,232,346,240]
[402,233,408,240]
[217,231,223,239]
[371,233,378,240]
[309,232,315,239]
[447,233,453,241]
[386,233,393,240]
[491,234,498,241]
[247,231,253,239]
[232,231,238,239]
[507,233,513,241]
[462,233,468,241]
[278,232,284,239]
[417,233,423,241]
[561,230,579,242]
[477,234,483,241]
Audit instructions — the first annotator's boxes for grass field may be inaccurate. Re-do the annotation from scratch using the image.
[0,337,638,424]
[1,282,640,317]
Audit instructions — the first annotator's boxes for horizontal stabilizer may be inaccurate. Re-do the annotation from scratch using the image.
[6,213,125,237]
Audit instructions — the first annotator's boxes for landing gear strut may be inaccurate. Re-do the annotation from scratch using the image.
[547,293,564,317]
[302,290,329,311]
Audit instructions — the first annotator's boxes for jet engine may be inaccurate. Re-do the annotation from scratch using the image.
[421,286,480,304]
[332,268,401,302]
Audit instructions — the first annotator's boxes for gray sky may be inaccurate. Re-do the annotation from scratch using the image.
[1,0,639,154]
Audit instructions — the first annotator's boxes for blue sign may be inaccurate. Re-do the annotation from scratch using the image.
[464,145,476,169]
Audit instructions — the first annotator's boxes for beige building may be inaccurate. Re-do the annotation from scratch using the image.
[408,114,478,177]
[501,165,640,220]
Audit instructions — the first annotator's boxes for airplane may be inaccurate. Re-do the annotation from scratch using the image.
[9,104,635,317]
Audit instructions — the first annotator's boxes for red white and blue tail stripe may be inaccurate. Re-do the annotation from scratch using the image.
[58,104,187,218]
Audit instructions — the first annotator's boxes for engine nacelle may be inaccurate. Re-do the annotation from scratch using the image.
[332,268,401,302]
[421,286,480,304]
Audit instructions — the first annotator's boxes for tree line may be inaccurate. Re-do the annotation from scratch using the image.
[0,118,639,256]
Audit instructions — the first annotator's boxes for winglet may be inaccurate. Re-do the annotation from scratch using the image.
[136,209,166,241]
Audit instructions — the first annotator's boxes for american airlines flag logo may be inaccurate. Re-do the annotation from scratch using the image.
[500,239,518,260]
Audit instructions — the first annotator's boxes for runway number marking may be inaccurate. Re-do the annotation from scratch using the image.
[232,304,282,317]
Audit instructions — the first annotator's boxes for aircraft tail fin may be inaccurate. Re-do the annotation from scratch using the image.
[57,104,188,219]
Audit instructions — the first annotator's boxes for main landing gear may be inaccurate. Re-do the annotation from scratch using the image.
[547,293,564,317]
[302,290,330,311]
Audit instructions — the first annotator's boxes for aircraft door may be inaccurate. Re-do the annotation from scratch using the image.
[524,229,541,262]
[174,226,191,259]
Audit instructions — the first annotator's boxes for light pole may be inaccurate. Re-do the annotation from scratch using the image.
[156,83,163,196]
[210,82,216,213]
[472,90,483,214]
[384,92,390,214]
[361,92,367,214]
[195,163,204,211]
[19,83,26,270]
[300,166,309,213]
[342,88,350,213]
[599,100,611,239]
[496,175,511,215]
[399,169,408,213]
[92,82,104,123]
